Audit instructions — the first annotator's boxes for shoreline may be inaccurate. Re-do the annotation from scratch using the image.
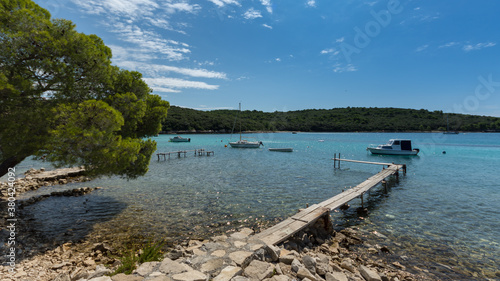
[1,168,496,280]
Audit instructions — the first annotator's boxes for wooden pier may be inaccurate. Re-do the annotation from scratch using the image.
[252,157,405,246]
[156,149,214,161]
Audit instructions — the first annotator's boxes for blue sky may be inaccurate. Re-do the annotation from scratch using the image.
[36,0,500,116]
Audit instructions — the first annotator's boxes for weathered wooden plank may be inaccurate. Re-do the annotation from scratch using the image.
[254,163,404,246]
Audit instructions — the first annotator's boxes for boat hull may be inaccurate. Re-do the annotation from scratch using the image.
[170,139,190,142]
[229,141,261,148]
[367,147,419,155]
[268,148,293,152]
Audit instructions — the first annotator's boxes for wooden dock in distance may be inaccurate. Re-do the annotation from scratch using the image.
[156,149,214,161]
[252,158,405,246]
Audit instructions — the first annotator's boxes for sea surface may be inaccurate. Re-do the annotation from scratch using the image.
[9,132,500,280]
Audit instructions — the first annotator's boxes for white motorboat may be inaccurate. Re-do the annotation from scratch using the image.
[367,139,419,155]
[229,103,263,148]
[169,136,191,142]
[268,147,293,152]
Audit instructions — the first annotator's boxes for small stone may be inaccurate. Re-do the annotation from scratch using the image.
[279,255,295,265]
[213,266,243,281]
[244,260,274,281]
[266,245,280,262]
[234,241,247,248]
[212,250,226,257]
[110,273,143,281]
[291,258,302,273]
[159,258,192,274]
[88,276,112,281]
[84,259,96,267]
[228,251,253,267]
[325,272,348,281]
[297,267,317,281]
[200,258,224,273]
[359,265,382,281]
[51,262,71,270]
[340,259,356,273]
[135,261,160,276]
[302,255,316,274]
[171,270,207,281]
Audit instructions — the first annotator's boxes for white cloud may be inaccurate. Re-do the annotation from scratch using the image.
[463,42,496,52]
[110,22,191,61]
[143,77,220,91]
[208,0,240,7]
[163,2,201,14]
[439,42,459,48]
[260,0,273,14]
[333,63,357,73]
[415,44,429,52]
[320,48,340,56]
[243,8,263,20]
[306,0,316,8]
[336,37,345,43]
[70,0,159,19]
[262,23,273,29]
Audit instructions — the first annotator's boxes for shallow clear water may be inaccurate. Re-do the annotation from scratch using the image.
[11,132,500,279]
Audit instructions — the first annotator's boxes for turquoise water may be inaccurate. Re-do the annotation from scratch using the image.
[13,132,500,280]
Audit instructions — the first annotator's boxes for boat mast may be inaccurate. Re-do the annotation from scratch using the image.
[239,103,242,141]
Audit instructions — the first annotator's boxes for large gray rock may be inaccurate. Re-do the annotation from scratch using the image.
[291,258,302,273]
[89,265,112,279]
[296,267,317,281]
[172,270,207,281]
[111,273,143,281]
[135,261,160,276]
[340,259,356,273]
[228,251,254,267]
[200,258,224,273]
[279,255,295,265]
[213,266,243,281]
[359,265,382,281]
[243,260,274,280]
[302,255,316,274]
[160,258,192,275]
[266,245,280,262]
[88,276,113,281]
[269,275,292,281]
[325,272,348,281]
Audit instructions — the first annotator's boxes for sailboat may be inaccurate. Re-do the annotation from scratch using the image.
[229,103,263,148]
[443,115,459,134]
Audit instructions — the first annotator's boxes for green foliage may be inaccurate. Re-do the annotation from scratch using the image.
[0,0,169,178]
[138,241,164,264]
[111,241,164,276]
[112,251,137,275]
[162,106,500,133]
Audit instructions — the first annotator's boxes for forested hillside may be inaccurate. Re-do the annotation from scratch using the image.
[162,106,500,133]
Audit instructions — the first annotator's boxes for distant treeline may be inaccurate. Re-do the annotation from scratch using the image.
[161,106,500,133]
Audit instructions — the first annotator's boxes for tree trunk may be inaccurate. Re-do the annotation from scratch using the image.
[0,156,25,178]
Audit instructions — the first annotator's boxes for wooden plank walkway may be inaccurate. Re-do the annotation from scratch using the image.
[157,149,214,161]
[252,160,405,246]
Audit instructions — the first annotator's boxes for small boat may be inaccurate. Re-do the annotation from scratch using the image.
[230,139,263,148]
[269,148,293,152]
[169,136,191,142]
[443,115,459,134]
[229,103,263,148]
[367,139,420,155]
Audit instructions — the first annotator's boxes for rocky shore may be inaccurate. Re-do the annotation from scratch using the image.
[0,167,89,200]
[1,168,440,281]
[0,220,439,281]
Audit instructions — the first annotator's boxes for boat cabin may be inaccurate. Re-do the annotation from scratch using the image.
[381,139,413,150]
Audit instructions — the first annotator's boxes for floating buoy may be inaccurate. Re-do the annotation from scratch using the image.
[442,151,446,154]
[224,144,227,147]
